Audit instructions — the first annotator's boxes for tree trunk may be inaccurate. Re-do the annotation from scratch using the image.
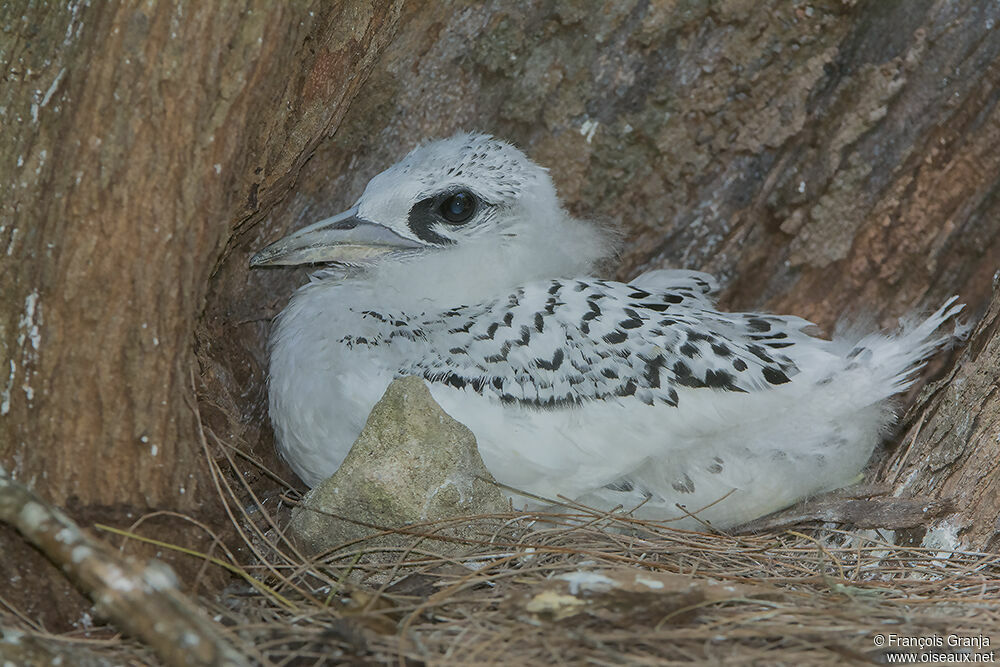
[2,0,999,633]
[1,0,401,628]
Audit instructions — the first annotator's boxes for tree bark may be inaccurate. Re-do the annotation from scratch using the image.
[241,0,999,329]
[1,0,400,513]
[1,0,401,627]
[876,284,1000,551]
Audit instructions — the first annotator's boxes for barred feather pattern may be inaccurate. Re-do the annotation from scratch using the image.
[339,272,808,410]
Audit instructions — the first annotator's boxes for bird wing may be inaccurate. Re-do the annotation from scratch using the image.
[626,268,719,300]
[396,277,816,408]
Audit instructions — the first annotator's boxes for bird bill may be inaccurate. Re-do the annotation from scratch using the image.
[250,206,423,267]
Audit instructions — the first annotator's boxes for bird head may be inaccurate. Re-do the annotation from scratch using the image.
[250,133,612,284]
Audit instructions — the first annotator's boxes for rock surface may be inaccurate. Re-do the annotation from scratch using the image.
[287,376,508,557]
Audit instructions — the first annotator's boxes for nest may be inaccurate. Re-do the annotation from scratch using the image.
[3,427,997,667]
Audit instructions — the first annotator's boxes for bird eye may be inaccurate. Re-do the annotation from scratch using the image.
[440,191,477,224]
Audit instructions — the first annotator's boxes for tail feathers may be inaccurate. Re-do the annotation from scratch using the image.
[850,296,964,396]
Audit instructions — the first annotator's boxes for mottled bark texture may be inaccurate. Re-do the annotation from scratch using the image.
[877,286,1000,551]
[2,0,999,634]
[1,0,402,627]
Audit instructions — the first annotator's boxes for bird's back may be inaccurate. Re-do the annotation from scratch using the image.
[403,270,818,408]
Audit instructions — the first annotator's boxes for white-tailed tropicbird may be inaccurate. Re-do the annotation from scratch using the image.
[251,133,962,529]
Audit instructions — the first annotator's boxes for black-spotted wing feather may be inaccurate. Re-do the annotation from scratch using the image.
[397,272,809,408]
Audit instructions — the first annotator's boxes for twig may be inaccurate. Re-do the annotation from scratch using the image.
[0,471,249,667]
[736,495,956,533]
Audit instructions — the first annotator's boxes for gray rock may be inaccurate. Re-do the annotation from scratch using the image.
[287,376,508,559]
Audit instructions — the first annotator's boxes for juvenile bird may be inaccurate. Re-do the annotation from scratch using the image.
[252,133,961,529]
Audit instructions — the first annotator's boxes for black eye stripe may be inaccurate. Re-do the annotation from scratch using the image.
[407,197,455,246]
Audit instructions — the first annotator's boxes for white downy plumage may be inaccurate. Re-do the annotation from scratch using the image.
[252,133,962,529]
